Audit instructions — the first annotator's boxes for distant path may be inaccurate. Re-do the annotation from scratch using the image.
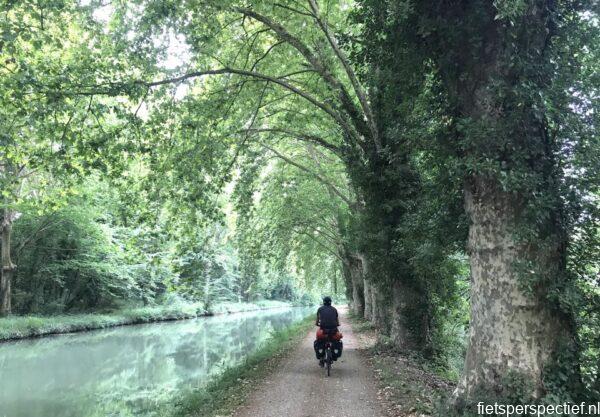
[232,307,383,417]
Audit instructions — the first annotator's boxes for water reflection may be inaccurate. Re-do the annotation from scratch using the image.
[0,307,311,417]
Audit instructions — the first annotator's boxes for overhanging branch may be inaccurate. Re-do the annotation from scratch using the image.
[46,67,352,139]
[233,6,367,147]
[240,127,341,155]
[261,144,353,207]
[307,0,380,151]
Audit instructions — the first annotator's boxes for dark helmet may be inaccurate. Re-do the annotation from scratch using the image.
[323,296,332,305]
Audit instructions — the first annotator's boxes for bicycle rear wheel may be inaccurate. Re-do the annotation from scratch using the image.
[326,348,332,376]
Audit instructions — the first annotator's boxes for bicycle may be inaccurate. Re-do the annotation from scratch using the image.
[316,328,342,376]
[324,339,333,376]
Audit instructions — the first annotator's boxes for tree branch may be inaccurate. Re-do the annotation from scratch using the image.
[250,40,286,71]
[307,0,380,151]
[240,127,341,154]
[292,228,343,261]
[233,7,367,146]
[262,144,353,207]
[224,80,270,174]
[48,68,349,135]
[305,142,359,211]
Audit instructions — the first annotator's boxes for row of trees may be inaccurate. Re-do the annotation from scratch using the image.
[1,0,598,410]
[0,1,323,313]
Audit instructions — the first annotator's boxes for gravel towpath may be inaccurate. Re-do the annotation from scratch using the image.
[231,308,384,417]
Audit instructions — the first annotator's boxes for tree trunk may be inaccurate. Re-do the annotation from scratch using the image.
[456,177,575,399]
[370,284,379,325]
[204,274,212,311]
[1,209,16,316]
[359,253,373,321]
[348,255,365,317]
[341,260,354,307]
[332,270,338,296]
[363,278,372,321]
[390,279,431,352]
[369,283,389,331]
[408,1,583,398]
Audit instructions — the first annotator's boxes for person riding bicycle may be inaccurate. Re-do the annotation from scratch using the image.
[316,296,339,329]
[313,296,343,367]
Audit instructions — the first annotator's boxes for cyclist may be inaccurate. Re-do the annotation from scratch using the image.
[313,296,342,366]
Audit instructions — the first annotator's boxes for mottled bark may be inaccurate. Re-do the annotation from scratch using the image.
[407,0,586,397]
[1,209,16,315]
[457,178,574,399]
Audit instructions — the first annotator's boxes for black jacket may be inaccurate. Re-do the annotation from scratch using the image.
[316,305,339,329]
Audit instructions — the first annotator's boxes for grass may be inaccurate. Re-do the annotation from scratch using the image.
[163,315,314,417]
[0,300,294,342]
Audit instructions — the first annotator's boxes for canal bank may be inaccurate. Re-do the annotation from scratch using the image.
[0,300,305,342]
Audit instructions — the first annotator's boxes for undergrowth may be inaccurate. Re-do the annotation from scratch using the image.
[349,311,455,416]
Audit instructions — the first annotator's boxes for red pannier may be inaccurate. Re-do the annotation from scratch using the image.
[316,328,343,341]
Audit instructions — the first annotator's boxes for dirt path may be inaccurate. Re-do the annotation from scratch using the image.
[232,308,384,417]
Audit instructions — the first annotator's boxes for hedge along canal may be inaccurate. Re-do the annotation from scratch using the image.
[0,306,313,417]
